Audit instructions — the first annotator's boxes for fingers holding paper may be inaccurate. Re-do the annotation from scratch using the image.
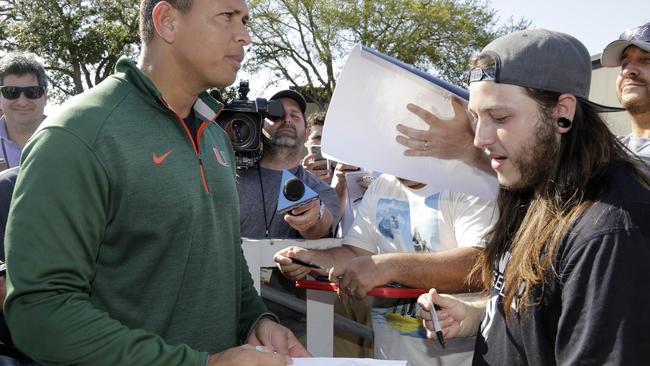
[396,96,476,160]
[207,344,287,366]
[247,318,311,363]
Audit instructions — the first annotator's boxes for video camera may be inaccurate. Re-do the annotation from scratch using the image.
[215,81,284,169]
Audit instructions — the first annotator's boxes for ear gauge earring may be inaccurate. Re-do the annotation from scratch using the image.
[557,117,572,128]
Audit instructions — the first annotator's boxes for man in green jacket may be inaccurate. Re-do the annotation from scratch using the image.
[3,0,308,365]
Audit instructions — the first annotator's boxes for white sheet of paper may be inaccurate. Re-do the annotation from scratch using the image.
[322,44,498,201]
[293,358,407,366]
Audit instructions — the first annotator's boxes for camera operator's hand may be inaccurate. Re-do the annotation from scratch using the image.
[302,153,332,184]
[283,198,333,239]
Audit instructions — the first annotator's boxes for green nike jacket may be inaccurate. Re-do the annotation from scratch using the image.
[4,57,268,365]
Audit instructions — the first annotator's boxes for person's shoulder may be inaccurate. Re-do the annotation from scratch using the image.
[570,161,650,242]
[40,75,134,131]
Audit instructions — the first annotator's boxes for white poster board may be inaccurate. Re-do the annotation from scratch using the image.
[322,44,497,201]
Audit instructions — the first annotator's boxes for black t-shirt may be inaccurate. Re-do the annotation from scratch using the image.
[474,161,650,365]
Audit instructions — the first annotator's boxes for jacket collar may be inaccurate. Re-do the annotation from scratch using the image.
[114,57,223,121]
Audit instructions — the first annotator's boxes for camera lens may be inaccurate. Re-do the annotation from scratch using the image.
[223,114,254,148]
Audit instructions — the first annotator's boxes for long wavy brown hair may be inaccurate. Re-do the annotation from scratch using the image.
[468,56,650,317]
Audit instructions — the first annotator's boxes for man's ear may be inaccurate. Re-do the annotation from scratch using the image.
[554,93,577,134]
[152,1,178,44]
[303,126,311,146]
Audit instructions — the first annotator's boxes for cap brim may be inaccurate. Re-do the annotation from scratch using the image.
[582,98,625,113]
[270,90,307,114]
[601,39,650,67]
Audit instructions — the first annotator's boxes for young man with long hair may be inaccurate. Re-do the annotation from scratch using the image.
[418,29,650,364]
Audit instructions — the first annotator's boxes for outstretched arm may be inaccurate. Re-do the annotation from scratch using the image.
[274,245,372,280]
[332,247,482,300]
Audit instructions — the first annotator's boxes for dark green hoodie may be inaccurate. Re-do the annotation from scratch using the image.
[4,58,267,365]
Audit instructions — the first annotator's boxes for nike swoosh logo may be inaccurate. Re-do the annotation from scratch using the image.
[153,150,172,165]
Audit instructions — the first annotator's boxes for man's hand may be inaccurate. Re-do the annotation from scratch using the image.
[283,199,321,233]
[302,153,331,184]
[417,288,469,341]
[330,255,389,300]
[207,344,288,366]
[395,97,483,162]
[246,318,311,364]
[332,163,360,196]
[274,246,325,280]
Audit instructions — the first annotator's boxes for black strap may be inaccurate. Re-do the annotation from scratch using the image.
[257,164,277,238]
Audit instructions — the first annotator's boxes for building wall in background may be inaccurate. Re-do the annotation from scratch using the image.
[590,57,631,136]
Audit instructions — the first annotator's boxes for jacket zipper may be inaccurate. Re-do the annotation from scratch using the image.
[159,97,220,194]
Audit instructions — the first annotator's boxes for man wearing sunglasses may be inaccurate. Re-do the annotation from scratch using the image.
[0,52,48,170]
[601,22,650,171]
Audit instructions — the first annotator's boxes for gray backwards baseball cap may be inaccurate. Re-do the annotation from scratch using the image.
[601,22,650,67]
[468,29,623,112]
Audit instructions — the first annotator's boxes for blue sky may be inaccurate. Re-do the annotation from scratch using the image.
[489,0,649,55]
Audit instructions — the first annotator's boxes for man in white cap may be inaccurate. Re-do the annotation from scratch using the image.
[601,22,650,168]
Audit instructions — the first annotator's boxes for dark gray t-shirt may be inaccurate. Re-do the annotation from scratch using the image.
[237,164,341,239]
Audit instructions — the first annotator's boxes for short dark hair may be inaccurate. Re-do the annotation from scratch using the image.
[0,51,47,88]
[139,0,193,44]
[307,111,326,128]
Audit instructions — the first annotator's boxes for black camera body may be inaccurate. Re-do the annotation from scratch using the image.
[215,81,284,169]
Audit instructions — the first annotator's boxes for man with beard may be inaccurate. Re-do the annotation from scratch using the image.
[417,29,650,365]
[236,89,341,343]
[601,22,650,169]
[237,90,340,240]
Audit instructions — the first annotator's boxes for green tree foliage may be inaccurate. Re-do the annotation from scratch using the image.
[0,0,139,102]
[247,0,529,105]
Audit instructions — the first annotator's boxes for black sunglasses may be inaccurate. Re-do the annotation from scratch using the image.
[619,23,650,42]
[0,86,46,100]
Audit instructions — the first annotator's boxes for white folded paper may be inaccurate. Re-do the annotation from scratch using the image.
[322,44,497,201]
